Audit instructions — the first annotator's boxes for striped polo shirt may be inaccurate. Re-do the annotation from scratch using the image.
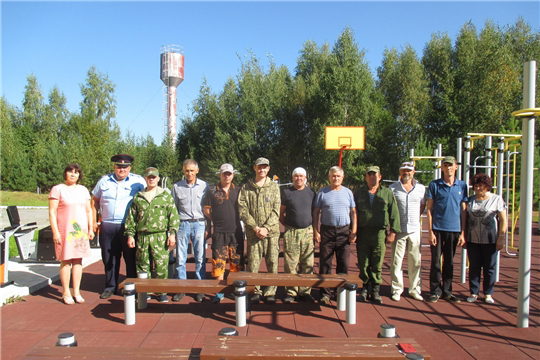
[314,186,355,227]
[389,179,426,233]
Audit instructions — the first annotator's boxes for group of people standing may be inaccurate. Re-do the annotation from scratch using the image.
[48,153,507,306]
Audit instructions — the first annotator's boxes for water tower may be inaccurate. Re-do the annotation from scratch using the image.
[160,45,184,146]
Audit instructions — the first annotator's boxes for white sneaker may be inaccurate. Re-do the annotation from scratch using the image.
[485,295,495,304]
[391,293,401,301]
[467,294,478,303]
[409,292,423,301]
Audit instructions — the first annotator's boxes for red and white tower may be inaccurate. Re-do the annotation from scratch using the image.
[160,45,184,147]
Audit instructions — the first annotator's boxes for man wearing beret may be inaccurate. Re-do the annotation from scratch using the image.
[238,157,281,305]
[355,165,400,304]
[125,167,179,303]
[426,156,468,303]
[92,154,146,299]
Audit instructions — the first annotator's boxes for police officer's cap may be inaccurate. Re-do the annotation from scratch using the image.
[111,154,134,166]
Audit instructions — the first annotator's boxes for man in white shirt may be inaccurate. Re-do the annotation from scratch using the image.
[389,162,426,301]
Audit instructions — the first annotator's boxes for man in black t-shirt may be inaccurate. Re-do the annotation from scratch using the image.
[280,167,316,303]
[203,163,244,303]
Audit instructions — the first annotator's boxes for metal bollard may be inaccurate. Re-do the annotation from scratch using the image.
[345,282,357,324]
[336,286,346,311]
[56,332,77,347]
[124,282,136,325]
[377,323,399,338]
[137,272,148,309]
[234,279,247,327]
[405,354,424,360]
[218,327,239,336]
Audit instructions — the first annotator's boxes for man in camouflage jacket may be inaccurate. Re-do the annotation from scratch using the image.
[238,157,281,304]
[125,167,180,302]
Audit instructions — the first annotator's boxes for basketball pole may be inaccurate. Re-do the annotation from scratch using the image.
[338,146,347,167]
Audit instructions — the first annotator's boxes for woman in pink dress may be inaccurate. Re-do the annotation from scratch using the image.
[49,164,94,305]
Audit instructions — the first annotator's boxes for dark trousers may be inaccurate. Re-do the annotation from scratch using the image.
[319,224,350,296]
[100,222,136,292]
[430,230,459,297]
[467,242,497,295]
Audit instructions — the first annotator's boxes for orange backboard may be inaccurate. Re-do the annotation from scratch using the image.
[325,126,365,150]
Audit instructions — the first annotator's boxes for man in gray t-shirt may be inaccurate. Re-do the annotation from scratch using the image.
[313,166,357,305]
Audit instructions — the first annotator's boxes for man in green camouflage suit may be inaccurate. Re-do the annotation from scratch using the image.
[238,157,281,305]
[125,167,180,302]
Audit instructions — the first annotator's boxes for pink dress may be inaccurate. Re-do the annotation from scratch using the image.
[49,184,92,260]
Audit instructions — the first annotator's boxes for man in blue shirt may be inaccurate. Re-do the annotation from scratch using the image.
[171,159,209,302]
[92,154,146,299]
[427,156,468,303]
[313,166,357,305]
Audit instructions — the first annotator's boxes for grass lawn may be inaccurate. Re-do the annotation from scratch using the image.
[0,191,49,206]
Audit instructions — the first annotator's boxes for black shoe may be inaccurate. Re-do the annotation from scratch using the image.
[319,295,331,305]
[100,290,114,299]
[157,294,168,303]
[283,295,295,304]
[357,288,369,302]
[250,294,261,304]
[428,294,439,303]
[195,293,205,302]
[299,294,315,303]
[442,294,461,303]
[172,293,185,302]
[265,295,276,304]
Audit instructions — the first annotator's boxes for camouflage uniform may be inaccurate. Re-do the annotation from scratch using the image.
[238,177,280,296]
[125,187,180,286]
[283,225,314,296]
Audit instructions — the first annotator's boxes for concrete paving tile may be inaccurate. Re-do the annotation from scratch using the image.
[32,331,99,348]
[151,313,205,333]
[140,332,197,348]
[446,329,532,360]
[1,330,49,359]
[85,331,147,347]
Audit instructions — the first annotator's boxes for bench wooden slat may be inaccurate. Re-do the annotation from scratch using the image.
[24,346,191,359]
[200,337,430,359]
[227,272,362,288]
[118,278,253,294]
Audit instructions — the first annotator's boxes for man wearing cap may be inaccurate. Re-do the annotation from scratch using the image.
[171,159,209,303]
[125,167,180,302]
[313,166,357,305]
[92,154,146,299]
[280,167,316,304]
[389,162,426,302]
[203,163,244,304]
[426,156,468,303]
[355,165,400,304]
[238,157,281,304]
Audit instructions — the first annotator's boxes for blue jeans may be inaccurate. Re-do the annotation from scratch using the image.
[176,220,206,280]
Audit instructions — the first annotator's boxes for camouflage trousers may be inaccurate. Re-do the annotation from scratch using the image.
[247,234,279,296]
[136,232,170,294]
[283,225,315,296]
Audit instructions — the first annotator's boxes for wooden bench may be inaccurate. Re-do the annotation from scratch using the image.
[118,278,254,294]
[227,271,362,288]
[24,346,191,359]
[200,336,431,359]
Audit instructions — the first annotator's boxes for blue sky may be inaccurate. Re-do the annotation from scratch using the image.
[2,1,538,144]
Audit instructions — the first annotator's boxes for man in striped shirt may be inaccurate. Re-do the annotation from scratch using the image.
[389,162,426,302]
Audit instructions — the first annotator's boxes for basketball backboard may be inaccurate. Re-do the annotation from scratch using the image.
[325,126,365,150]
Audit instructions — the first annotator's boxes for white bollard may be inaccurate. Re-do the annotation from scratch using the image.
[345,283,357,324]
[378,323,399,338]
[137,272,148,309]
[234,279,247,327]
[56,332,77,347]
[124,282,136,325]
[336,286,346,311]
